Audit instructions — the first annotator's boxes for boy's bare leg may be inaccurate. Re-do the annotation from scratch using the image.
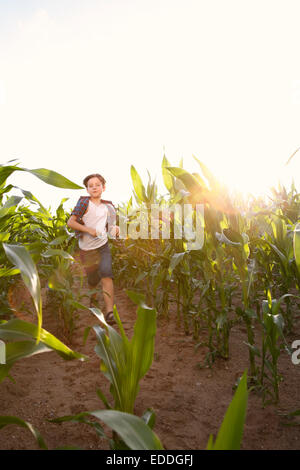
[101,277,114,313]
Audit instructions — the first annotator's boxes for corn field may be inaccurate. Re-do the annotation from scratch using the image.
[0,159,300,450]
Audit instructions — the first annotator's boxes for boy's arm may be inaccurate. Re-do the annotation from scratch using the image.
[67,215,96,237]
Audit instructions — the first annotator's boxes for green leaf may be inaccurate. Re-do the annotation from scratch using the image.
[93,321,125,410]
[130,166,147,202]
[0,165,22,186]
[49,235,69,246]
[0,266,20,277]
[128,302,156,389]
[192,155,218,190]
[4,341,52,363]
[49,412,106,439]
[25,168,82,189]
[206,370,248,450]
[268,242,288,268]
[141,408,156,429]
[2,195,23,209]
[162,155,174,193]
[125,290,153,311]
[0,318,87,362]
[3,244,42,342]
[0,164,82,190]
[42,248,74,260]
[0,364,13,383]
[0,232,10,242]
[168,252,186,276]
[90,297,157,414]
[223,228,244,244]
[96,388,112,409]
[293,222,300,274]
[165,167,201,195]
[0,415,48,449]
[89,410,164,450]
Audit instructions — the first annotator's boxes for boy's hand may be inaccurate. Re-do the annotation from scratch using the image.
[109,226,120,238]
[87,227,97,237]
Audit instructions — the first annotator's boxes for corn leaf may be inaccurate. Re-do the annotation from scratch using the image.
[121,302,156,411]
[293,222,300,274]
[90,298,156,414]
[89,410,164,450]
[42,248,74,260]
[3,341,51,363]
[206,370,248,450]
[0,318,87,363]
[0,416,48,449]
[162,155,174,193]
[25,168,82,189]
[0,165,21,186]
[0,267,20,277]
[193,155,218,190]
[0,164,82,189]
[130,165,147,203]
[3,243,42,342]
[51,409,163,450]
[165,167,200,194]
[94,323,125,410]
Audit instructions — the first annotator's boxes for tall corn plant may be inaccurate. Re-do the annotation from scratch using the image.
[52,369,248,450]
[0,162,87,380]
[51,291,161,450]
[90,291,156,414]
[216,228,257,377]
[0,244,87,382]
[257,292,290,405]
[0,160,82,259]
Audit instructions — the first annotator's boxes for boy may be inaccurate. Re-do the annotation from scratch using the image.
[67,173,119,325]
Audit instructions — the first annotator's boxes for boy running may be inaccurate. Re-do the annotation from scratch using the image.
[67,173,119,325]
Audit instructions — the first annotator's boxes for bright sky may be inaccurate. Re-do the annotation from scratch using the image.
[1,0,300,212]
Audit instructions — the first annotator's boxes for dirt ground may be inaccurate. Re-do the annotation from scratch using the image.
[0,274,300,450]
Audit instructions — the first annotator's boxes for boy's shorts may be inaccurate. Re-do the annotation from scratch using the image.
[79,242,114,287]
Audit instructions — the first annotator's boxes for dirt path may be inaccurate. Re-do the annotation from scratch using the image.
[0,281,300,450]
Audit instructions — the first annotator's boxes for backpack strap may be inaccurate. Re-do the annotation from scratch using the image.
[70,196,89,239]
[70,196,116,239]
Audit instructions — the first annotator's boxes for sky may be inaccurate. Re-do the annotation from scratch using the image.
[1,0,300,212]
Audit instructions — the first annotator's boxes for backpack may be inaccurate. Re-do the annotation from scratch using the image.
[71,196,116,239]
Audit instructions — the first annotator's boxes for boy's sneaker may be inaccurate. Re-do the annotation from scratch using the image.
[105,311,116,326]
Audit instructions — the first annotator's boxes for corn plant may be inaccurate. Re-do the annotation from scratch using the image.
[0,244,88,449]
[44,249,86,341]
[263,212,295,331]
[0,244,87,382]
[51,409,164,450]
[51,290,161,450]
[90,291,156,414]
[51,369,248,450]
[215,228,258,377]
[206,370,248,450]
[250,292,294,405]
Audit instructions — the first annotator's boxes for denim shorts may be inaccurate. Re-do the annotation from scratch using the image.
[79,242,113,287]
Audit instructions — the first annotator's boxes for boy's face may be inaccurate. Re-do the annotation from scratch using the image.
[86,176,105,198]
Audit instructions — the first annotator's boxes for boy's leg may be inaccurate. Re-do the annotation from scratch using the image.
[79,249,101,305]
[98,242,115,317]
[101,277,114,313]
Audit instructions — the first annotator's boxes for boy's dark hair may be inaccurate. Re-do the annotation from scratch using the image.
[83,173,106,188]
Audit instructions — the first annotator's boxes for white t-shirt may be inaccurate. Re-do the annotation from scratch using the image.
[78,201,109,250]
